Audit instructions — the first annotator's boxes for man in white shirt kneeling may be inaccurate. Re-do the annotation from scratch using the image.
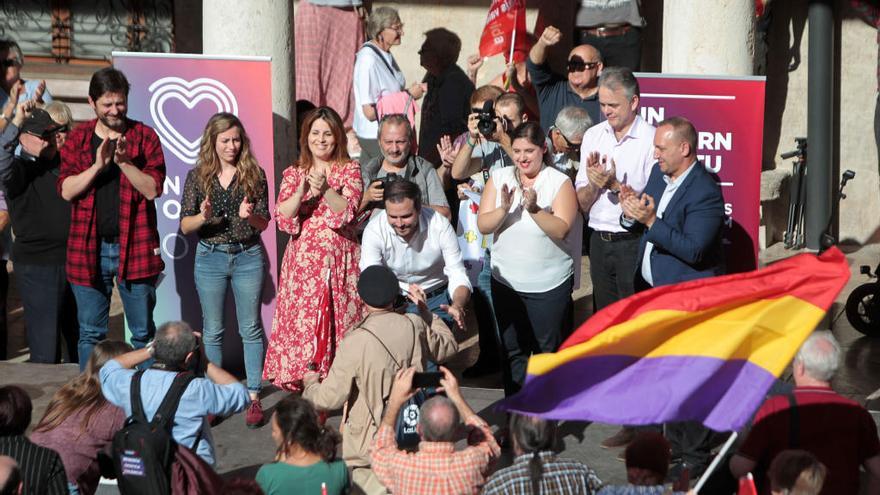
[360,178,472,332]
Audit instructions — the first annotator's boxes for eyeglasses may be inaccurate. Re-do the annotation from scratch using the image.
[551,126,581,152]
[566,60,600,73]
[386,23,403,33]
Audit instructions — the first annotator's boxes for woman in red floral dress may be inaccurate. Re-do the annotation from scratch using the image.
[263,107,364,391]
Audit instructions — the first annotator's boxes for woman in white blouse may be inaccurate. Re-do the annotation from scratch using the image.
[477,121,578,396]
[352,7,425,163]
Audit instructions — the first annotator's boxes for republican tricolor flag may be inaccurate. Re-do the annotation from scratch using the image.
[499,247,851,432]
[479,0,530,63]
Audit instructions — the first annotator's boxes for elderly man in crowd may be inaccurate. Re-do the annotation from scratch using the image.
[360,178,471,331]
[417,28,474,169]
[730,331,880,494]
[359,114,450,219]
[100,321,250,466]
[371,366,499,495]
[527,25,603,134]
[549,105,592,179]
[303,265,458,495]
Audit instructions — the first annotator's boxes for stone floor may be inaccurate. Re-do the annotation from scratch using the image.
[2,242,880,493]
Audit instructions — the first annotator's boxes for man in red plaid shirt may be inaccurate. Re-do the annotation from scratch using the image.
[58,67,165,370]
[372,366,500,495]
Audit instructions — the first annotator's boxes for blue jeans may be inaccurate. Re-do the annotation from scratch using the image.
[71,241,157,370]
[194,241,266,392]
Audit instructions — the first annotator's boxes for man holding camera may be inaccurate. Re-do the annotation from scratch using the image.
[359,113,450,219]
[528,25,603,134]
[450,92,527,186]
[99,321,250,465]
[371,366,500,495]
[303,265,458,495]
[360,178,471,331]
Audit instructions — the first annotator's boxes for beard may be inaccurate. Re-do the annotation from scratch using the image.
[98,113,127,133]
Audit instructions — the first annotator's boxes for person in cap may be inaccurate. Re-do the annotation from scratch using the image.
[0,100,78,363]
[302,265,459,495]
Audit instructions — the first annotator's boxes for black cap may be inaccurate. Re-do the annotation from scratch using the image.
[358,265,401,308]
[20,109,62,139]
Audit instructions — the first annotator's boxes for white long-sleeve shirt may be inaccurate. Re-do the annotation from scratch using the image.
[360,207,472,298]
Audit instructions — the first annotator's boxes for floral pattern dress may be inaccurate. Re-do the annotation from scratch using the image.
[263,160,365,391]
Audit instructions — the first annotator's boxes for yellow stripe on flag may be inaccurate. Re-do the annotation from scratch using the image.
[528,295,825,377]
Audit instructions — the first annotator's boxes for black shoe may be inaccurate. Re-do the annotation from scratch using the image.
[463,360,500,378]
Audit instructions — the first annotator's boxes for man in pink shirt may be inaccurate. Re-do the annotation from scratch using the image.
[574,66,655,449]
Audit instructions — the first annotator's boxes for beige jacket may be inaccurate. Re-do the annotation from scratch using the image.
[303,310,458,468]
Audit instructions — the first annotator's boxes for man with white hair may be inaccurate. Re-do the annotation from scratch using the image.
[730,331,880,494]
[549,106,591,179]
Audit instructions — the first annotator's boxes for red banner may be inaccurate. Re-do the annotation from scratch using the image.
[638,74,766,274]
[479,0,529,62]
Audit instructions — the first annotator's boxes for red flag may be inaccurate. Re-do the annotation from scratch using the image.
[738,473,758,495]
[479,0,530,62]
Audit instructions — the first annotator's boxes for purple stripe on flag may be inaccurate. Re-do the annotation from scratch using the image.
[499,355,778,432]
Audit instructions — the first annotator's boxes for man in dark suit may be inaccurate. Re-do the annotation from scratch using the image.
[619,116,726,479]
[620,116,725,289]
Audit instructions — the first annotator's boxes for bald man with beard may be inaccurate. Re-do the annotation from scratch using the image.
[527,25,603,134]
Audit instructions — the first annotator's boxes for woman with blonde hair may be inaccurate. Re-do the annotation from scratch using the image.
[180,112,270,427]
[30,340,132,495]
[263,106,364,392]
[769,450,827,495]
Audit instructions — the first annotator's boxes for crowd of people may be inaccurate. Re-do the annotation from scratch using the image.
[0,0,875,493]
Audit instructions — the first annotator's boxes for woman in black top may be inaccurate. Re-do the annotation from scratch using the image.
[181,112,269,428]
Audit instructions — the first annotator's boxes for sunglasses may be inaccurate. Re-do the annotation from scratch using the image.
[566,60,600,73]
[551,126,581,152]
[1,59,20,69]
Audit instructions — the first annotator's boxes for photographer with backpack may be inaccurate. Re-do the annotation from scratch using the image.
[99,321,250,494]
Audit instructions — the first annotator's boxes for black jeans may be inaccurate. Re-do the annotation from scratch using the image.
[589,233,640,313]
[15,263,79,363]
[492,276,573,396]
[577,27,642,72]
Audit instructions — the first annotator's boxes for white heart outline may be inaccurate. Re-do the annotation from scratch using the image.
[148,77,239,164]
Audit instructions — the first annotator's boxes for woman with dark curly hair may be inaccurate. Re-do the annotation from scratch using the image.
[257,394,348,495]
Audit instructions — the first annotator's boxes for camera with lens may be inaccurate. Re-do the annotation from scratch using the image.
[374,172,400,189]
[477,100,497,136]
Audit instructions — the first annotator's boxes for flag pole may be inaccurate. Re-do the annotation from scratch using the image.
[503,5,518,91]
[693,431,738,493]
[508,6,517,64]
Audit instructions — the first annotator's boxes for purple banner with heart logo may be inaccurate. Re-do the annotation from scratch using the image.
[112,53,278,367]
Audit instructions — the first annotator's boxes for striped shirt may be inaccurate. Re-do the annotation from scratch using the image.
[0,435,68,495]
[482,451,603,495]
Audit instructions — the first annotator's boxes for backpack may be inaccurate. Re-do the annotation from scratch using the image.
[112,370,196,495]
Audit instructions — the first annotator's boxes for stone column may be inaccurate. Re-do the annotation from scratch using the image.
[661,0,755,75]
[203,0,296,261]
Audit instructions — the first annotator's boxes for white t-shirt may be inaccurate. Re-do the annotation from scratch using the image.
[352,43,406,139]
[489,166,575,293]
